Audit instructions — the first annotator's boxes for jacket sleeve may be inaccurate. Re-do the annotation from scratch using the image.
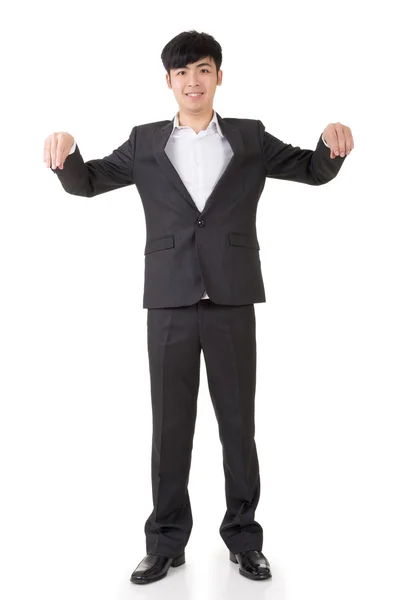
[51,126,137,197]
[257,120,346,185]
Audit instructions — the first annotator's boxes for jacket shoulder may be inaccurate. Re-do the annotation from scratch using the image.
[222,117,259,125]
[135,119,172,133]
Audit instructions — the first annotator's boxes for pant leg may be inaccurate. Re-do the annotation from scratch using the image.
[198,300,263,553]
[144,304,201,557]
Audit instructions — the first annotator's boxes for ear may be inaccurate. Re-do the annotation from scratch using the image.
[217,69,223,86]
[165,73,172,89]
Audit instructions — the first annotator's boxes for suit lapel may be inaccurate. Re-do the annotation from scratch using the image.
[153,111,245,215]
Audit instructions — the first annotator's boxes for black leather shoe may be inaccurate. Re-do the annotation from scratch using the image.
[130,552,185,584]
[229,549,272,580]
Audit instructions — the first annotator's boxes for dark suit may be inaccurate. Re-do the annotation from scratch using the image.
[52,113,346,556]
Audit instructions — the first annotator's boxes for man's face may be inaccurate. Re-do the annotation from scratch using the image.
[166,56,222,114]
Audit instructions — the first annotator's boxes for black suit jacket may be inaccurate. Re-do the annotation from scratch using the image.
[52,112,346,308]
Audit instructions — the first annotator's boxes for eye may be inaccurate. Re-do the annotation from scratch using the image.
[176,69,210,75]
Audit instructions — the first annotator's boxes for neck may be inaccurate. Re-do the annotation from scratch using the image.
[177,108,214,134]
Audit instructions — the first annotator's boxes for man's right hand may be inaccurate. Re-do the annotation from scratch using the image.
[43,132,75,170]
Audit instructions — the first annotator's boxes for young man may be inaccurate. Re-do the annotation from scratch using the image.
[44,30,353,584]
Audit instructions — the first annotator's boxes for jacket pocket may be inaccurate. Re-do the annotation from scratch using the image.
[229,232,260,250]
[144,235,175,255]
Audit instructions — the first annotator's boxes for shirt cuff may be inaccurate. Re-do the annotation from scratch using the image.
[68,140,76,155]
[321,135,330,148]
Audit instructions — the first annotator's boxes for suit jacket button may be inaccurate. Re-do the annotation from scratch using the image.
[198,220,205,227]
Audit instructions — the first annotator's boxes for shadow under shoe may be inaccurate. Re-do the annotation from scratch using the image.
[229,549,272,580]
[130,552,185,584]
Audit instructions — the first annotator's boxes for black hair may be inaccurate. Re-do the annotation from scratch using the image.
[161,30,222,79]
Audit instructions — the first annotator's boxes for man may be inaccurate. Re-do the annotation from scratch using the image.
[44,30,353,584]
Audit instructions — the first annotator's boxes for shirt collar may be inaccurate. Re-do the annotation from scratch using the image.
[172,109,223,137]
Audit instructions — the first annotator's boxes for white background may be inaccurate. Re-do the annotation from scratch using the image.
[1,1,399,599]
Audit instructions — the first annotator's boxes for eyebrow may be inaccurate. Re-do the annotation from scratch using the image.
[174,62,212,71]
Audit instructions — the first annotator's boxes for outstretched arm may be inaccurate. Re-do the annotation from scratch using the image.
[258,120,354,185]
[48,127,137,197]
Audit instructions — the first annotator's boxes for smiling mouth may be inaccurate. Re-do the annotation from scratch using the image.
[185,93,204,96]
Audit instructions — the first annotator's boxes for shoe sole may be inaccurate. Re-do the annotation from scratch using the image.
[130,552,185,584]
[229,551,272,581]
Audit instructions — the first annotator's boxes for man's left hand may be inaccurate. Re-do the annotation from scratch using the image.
[322,122,354,159]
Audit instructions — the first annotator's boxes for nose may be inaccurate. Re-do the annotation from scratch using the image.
[187,74,200,87]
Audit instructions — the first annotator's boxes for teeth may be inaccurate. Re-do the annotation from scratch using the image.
[187,93,202,96]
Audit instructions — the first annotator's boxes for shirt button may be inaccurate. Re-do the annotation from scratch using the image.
[197,219,205,227]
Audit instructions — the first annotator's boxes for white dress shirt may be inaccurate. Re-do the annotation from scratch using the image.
[68,113,330,301]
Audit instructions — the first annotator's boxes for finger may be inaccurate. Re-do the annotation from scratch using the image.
[345,130,352,155]
[337,126,346,157]
[51,136,57,169]
[56,135,66,168]
[56,146,63,168]
[45,147,51,167]
[328,136,336,159]
[43,141,51,167]
[344,128,354,155]
[348,130,354,151]
[331,127,340,156]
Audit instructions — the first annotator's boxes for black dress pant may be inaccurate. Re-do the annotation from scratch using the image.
[144,299,263,557]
